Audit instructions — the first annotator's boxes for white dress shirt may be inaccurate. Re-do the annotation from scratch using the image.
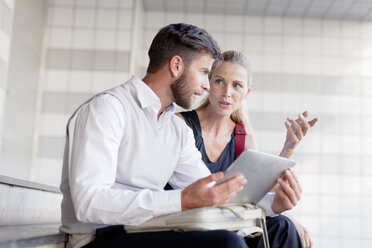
[60,76,211,248]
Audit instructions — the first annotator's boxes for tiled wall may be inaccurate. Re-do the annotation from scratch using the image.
[0,0,13,154]
[36,0,138,185]
[139,12,372,248]
[0,0,48,181]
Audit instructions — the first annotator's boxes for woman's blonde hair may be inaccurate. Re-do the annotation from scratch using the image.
[197,50,253,135]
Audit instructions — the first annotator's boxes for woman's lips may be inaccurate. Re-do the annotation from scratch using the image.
[219,100,231,109]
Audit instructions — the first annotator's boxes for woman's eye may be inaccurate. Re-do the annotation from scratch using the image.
[215,79,223,85]
[233,83,242,89]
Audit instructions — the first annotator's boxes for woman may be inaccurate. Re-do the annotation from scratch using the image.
[177,50,318,248]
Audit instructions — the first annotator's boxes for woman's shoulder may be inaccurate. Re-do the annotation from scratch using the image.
[178,110,201,134]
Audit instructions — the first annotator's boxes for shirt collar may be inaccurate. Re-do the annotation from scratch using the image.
[130,75,175,115]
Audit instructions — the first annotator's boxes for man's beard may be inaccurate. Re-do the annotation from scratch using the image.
[171,71,193,109]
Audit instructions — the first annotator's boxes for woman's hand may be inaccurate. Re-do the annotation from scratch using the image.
[280,111,318,158]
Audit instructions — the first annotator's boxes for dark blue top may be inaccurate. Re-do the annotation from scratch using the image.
[180,110,236,173]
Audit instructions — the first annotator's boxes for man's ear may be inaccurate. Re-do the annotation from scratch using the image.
[169,55,184,78]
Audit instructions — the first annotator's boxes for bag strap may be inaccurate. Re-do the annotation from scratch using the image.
[235,123,246,159]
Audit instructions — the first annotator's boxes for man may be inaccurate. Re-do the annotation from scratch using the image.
[60,23,301,248]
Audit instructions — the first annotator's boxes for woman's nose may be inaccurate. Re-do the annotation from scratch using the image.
[222,87,231,97]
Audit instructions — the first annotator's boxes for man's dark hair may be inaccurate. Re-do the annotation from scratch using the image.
[146,23,221,73]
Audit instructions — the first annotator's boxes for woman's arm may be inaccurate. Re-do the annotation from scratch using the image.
[279,111,318,158]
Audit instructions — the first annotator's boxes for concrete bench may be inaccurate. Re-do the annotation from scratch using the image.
[0,175,66,248]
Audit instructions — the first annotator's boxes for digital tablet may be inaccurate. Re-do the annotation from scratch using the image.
[217,149,296,204]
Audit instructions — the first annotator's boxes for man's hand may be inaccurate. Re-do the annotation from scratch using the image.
[271,169,302,214]
[181,172,247,211]
[280,111,318,158]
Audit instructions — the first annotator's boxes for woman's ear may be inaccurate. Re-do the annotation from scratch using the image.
[244,84,252,98]
[169,55,184,78]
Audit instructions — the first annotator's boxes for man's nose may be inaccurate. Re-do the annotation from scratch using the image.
[202,77,210,92]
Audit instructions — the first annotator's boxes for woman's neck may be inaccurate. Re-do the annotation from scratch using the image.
[196,105,235,137]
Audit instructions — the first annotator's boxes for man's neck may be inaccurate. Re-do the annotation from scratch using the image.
[142,73,173,120]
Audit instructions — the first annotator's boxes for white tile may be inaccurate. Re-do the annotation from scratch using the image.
[49,27,72,48]
[283,35,302,54]
[321,174,341,194]
[40,113,69,136]
[210,32,224,50]
[118,9,132,30]
[342,57,362,76]
[323,20,341,37]
[262,54,281,73]
[303,56,322,75]
[362,59,372,76]
[74,8,95,28]
[323,57,343,76]
[303,19,321,36]
[262,92,282,112]
[144,29,158,51]
[98,0,118,7]
[117,30,131,51]
[301,175,320,195]
[342,38,361,57]
[303,36,321,55]
[340,196,361,217]
[72,28,94,50]
[282,92,304,113]
[144,12,165,29]
[92,72,114,93]
[300,215,320,237]
[283,55,302,74]
[51,0,75,5]
[341,218,362,238]
[205,14,224,32]
[75,0,96,7]
[342,21,361,38]
[342,135,361,155]
[185,13,204,28]
[165,13,185,24]
[283,18,302,35]
[322,37,341,56]
[44,69,69,92]
[263,35,281,54]
[320,195,340,215]
[362,22,372,38]
[119,0,132,9]
[321,134,342,153]
[0,32,10,61]
[225,16,243,33]
[51,7,73,27]
[68,70,92,93]
[95,30,116,50]
[3,0,14,9]
[34,158,63,187]
[97,9,117,29]
[244,34,262,52]
[224,33,243,51]
[264,17,282,34]
[319,216,342,237]
[244,16,263,34]
[257,130,282,153]
[246,53,263,72]
[341,96,361,115]
[362,136,372,155]
[362,97,372,115]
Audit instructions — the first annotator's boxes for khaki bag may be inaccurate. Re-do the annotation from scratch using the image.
[125,204,270,248]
